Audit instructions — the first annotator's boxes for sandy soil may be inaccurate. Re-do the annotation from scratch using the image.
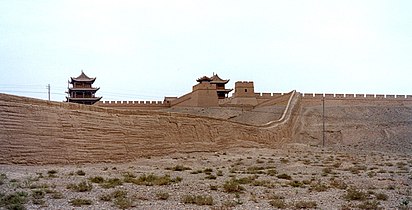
[1,143,411,210]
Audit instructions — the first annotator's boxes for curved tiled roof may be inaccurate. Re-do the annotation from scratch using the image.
[210,74,229,84]
[70,71,96,83]
[196,76,212,82]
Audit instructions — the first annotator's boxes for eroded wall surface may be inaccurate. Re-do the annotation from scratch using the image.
[0,93,300,164]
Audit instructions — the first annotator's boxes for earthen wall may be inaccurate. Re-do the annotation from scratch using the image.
[301,93,412,106]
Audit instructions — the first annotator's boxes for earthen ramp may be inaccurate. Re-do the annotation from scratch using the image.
[0,93,301,164]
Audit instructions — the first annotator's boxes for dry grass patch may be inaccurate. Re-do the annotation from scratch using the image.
[344,188,368,201]
[124,173,182,186]
[0,191,28,210]
[66,181,93,192]
[269,199,287,209]
[165,165,191,171]
[294,200,317,209]
[182,194,213,206]
[223,179,245,193]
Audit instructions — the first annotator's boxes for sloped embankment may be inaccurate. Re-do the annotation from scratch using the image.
[0,92,301,164]
[293,103,412,154]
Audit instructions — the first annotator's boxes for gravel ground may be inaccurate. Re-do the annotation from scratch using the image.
[0,143,411,210]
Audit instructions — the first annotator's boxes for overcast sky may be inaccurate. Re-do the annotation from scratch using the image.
[0,0,411,101]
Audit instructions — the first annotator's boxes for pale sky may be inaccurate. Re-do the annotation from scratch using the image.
[0,0,411,101]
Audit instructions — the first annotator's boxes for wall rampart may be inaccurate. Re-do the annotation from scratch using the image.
[96,100,170,110]
[301,93,412,101]
[98,100,166,105]
[254,92,285,99]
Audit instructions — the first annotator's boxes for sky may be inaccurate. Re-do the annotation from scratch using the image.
[0,0,411,102]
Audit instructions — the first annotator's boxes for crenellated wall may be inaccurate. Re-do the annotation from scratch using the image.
[94,77,412,110]
[301,93,412,106]
[96,100,170,110]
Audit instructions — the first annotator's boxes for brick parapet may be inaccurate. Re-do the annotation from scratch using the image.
[301,93,412,101]
[96,100,170,109]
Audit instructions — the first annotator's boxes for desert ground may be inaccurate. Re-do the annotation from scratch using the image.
[1,143,411,210]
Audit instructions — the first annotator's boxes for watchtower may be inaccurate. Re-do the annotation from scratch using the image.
[66,71,102,105]
[234,81,255,97]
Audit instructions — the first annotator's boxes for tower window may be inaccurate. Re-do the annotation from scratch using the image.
[245,89,247,92]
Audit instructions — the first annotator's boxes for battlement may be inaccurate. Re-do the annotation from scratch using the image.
[301,93,412,100]
[98,100,166,105]
[96,100,170,110]
[235,81,254,85]
[254,92,285,98]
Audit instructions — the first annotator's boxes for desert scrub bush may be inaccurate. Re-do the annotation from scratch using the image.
[246,166,266,174]
[114,196,133,209]
[256,159,265,164]
[69,198,92,207]
[182,194,213,206]
[399,198,410,210]
[277,173,292,180]
[376,192,388,201]
[266,169,277,176]
[344,188,367,201]
[0,191,28,210]
[205,174,217,180]
[112,190,128,199]
[190,169,203,174]
[28,183,49,190]
[127,174,181,186]
[165,165,191,171]
[50,191,63,199]
[203,168,213,175]
[269,199,287,209]
[367,171,377,177]
[236,175,258,184]
[309,181,329,192]
[0,173,7,185]
[31,190,45,199]
[89,176,105,183]
[210,185,218,191]
[47,170,58,178]
[329,178,347,189]
[108,190,133,209]
[223,179,245,193]
[156,192,170,200]
[357,200,380,209]
[332,161,342,168]
[280,158,289,164]
[322,167,333,176]
[288,180,305,188]
[76,170,86,176]
[294,200,317,209]
[216,170,224,176]
[99,193,112,202]
[251,179,272,187]
[31,197,45,206]
[101,178,123,188]
[66,181,93,192]
[347,165,367,174]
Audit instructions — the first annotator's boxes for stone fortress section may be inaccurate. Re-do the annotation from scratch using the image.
[1,73,412,164]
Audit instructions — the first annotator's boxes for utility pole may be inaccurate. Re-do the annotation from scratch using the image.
[322,96,325,147]
[47,84,50,101]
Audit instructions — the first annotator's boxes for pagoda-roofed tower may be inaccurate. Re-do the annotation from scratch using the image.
[210,73,232,99]
[195,74,232,99]
[66,71,102,105]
